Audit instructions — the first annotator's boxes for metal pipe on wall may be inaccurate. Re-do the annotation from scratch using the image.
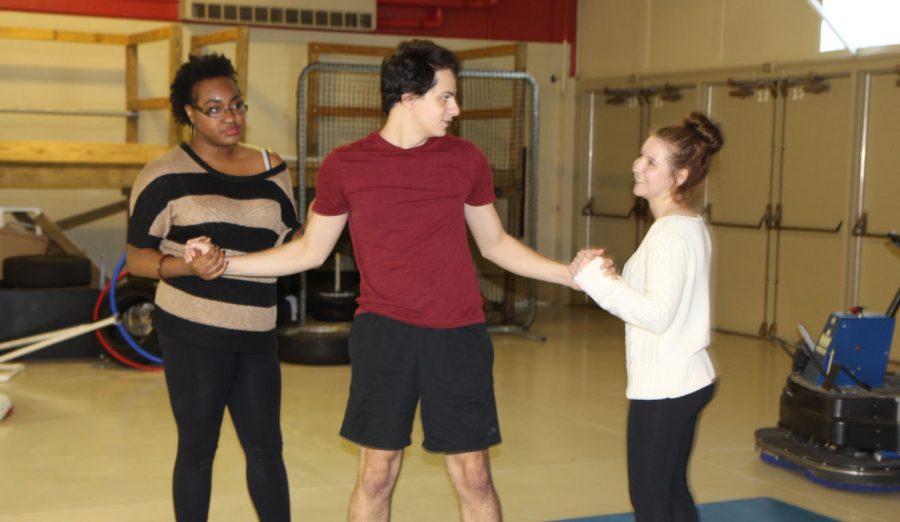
[851,72,872,305]
[584,91,595,253]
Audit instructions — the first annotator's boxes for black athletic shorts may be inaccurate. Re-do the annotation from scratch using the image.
[340,313,501,453]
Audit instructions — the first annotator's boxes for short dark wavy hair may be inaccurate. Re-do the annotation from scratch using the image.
[380,40,460,114]
[169,53,239,126]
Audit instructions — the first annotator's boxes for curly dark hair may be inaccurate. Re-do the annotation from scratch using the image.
[169,53,239,126]
[380,40,460,114]
[653,111,725,204]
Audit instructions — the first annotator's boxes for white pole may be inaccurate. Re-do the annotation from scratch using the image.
[0,320,111,351]
[0,316,117,364]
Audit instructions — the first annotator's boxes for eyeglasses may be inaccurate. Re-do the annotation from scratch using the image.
[191,102,249,118]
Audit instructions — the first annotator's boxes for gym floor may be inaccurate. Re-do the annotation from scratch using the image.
[0,305,897,521]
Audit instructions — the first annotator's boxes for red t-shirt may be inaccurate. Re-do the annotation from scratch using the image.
[313,132,496,328]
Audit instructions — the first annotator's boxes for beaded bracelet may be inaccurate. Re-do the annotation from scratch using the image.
[156,254,174,284]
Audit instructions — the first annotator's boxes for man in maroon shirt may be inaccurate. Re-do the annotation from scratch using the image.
[198,40,604,521]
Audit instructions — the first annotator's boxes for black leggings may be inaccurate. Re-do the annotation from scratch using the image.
[160,336,290,522]
[627,384,715,522]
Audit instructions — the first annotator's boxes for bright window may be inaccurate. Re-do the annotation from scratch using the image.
[819,0,900,52]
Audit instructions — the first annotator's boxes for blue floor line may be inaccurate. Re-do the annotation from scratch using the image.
[553,496,839,522]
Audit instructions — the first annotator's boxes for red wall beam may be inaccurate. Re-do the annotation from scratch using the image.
[0,0,178,21]
[0,0,577,75]
[377,0,577,75]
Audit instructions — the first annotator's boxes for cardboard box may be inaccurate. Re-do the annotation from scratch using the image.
[0,226,49,279]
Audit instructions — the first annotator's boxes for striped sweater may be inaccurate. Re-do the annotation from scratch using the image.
[128,144,299,350]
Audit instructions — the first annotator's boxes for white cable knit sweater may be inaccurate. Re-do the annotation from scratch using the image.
[574,215,716,400]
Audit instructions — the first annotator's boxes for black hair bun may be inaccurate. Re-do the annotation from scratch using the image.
[685,111,724,155]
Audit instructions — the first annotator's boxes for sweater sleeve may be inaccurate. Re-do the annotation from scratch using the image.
[574,232,689,335]
[127,164,171,250]
[273,167,300,244]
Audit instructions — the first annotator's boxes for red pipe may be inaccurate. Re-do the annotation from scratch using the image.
[380,0,498,8]
[379,6,446,29]
[378,0,497,29]
[0,0,179,21]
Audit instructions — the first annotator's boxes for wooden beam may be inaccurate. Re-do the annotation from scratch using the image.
[307,45,321,180]
[235,27,249,98]
[56,200,129,230]
[305,169,320,188]
[0,26,128,45]
[127,26,173,45]
[513,42,527,71]
[313,107,383,118]
[190,28,241,51]
[458,108,514,120]
[128,97,170,111]
[0,141,169,166]
[456,44,519,61]
[168,25,184,146]
[234,26,249,142]
[125,44,139,143]
[0,165,144,189]
[309,42,394,58]
[0,159,299,189]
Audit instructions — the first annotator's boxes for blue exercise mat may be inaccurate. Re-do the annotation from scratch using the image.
[553,496,838,522]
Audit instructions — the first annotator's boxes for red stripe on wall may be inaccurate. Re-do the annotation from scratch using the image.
[377,0,576,43]
[0,0,577,74]
[0,0,179,21]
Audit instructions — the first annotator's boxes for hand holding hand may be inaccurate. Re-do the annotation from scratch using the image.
[183,237,227,280]
[569,248,619,290]
[599,256,618,279]
[570,248,605,277]
[183,237,212,264]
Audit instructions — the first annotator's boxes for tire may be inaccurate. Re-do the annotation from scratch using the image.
[97,279,162,365]
[278,322,350,365]
[0,286,101,359]
[308,288,358,322]
[3,255,91,288]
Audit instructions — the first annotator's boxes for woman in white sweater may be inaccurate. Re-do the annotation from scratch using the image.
[572,112,724,521]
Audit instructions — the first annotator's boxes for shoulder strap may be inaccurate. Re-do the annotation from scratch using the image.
[261,148,272,170]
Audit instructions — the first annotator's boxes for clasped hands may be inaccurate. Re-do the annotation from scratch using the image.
[183,236,226,280]
[182,236,617,287]
[569,248,618,286]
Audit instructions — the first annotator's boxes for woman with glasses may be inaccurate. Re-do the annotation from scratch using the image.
[126,53,296,521]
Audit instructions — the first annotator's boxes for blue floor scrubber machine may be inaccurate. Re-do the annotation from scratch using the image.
[755,233,900,491]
